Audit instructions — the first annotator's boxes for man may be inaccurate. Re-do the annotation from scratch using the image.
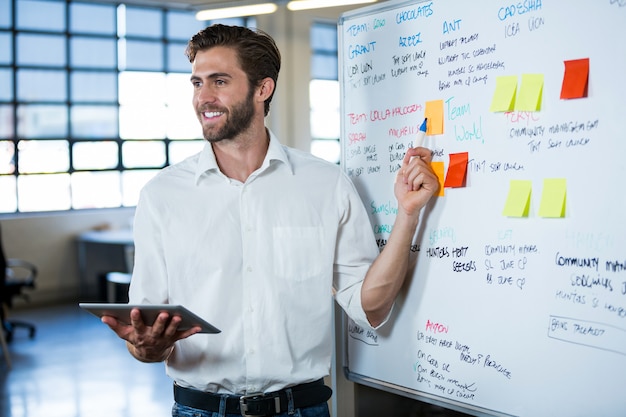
[103,24,438,417]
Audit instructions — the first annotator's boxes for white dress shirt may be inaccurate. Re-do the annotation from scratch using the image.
[129,130,380,394]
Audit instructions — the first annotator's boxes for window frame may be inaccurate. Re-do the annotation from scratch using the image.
[0,0,245,214]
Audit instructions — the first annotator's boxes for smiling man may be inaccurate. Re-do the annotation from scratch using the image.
[102,24,438,417]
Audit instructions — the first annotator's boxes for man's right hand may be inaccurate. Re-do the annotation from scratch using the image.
[102,308,200,363]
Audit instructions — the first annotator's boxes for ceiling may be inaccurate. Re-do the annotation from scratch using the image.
[86,0,291,11]
[69,0,390,20]
[87,0,386,13]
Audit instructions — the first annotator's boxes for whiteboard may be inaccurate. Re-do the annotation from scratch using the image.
[338,1,626,416]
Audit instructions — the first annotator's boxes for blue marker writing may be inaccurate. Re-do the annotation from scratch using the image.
[415,118,428,147]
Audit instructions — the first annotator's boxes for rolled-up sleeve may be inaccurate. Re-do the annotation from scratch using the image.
[332,172,386,330]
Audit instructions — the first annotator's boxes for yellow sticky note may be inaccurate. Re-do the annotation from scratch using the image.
[425,100,444,135]
[430,161,445,197]
[489,75,518,112]
[515,73,544,111]
[502,180,532,217]
[538,178,566,218]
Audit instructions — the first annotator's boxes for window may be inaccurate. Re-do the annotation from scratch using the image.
[309,22,340,164]
[0,0,214,213]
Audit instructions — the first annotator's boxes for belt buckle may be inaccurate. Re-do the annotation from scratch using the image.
[239,393,281,416]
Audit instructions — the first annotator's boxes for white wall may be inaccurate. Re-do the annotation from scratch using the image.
[1,208,135,305]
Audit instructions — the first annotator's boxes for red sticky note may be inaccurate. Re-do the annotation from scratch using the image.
[560,58,589,99]
[444,152,468,188]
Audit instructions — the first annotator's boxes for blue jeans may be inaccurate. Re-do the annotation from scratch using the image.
[172,401,330,417]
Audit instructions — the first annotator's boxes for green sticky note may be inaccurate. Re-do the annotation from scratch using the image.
[515,73,544,111]
[538,178,567,218]
[503,180,532,217]
[489,75,518,112]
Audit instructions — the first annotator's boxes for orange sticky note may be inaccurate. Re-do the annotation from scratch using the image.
[430,161,445,197]
[560,58,589,99]
[425,100,444,135]
[538,178,567,218]
[489,75,517,112]
[444,152,468,188]
[502,180,532,217]
[515,74,544,111]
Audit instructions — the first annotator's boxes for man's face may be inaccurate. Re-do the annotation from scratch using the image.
[190,46,256,143]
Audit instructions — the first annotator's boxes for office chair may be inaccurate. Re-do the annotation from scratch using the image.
[1,224,38,343]
[105,244,134,303]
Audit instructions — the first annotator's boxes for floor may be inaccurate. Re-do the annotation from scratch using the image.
[0,303,173,417]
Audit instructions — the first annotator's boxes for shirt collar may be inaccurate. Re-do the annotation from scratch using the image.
[194,129,293,185]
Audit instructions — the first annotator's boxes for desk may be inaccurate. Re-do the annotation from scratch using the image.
[76,229,134,301]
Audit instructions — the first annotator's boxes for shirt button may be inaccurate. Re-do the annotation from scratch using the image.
[247,266,252,272]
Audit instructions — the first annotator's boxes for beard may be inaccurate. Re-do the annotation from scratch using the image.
[199,88,256,143]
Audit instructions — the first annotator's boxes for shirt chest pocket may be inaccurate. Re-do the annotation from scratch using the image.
[272,226,325,281]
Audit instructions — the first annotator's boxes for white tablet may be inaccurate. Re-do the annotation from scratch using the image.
[79,303,221,334]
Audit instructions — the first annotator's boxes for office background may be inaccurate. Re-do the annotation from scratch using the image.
[0,0,349,305]
[0,0,470,415]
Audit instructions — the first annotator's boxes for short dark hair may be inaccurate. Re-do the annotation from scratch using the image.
[185,24,281,116]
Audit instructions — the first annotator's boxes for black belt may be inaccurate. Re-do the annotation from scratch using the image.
[173,379,332,416]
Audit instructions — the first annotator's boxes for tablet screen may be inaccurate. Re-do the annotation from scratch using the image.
[79,303,220,334]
